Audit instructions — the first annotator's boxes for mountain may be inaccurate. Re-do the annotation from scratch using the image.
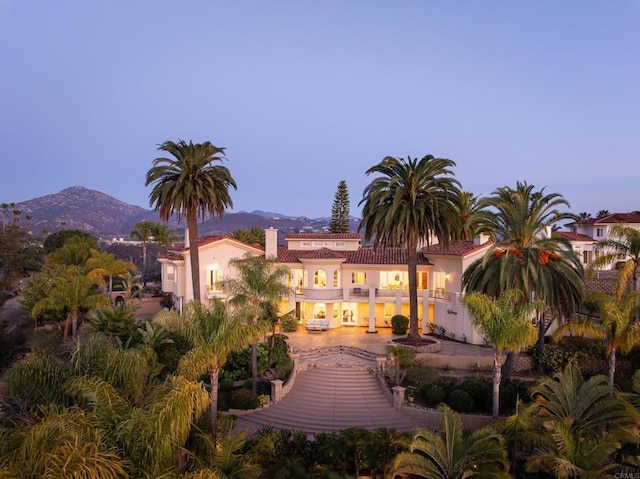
[13,186,359,238]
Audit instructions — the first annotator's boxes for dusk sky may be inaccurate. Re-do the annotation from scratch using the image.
[1,1,638,220]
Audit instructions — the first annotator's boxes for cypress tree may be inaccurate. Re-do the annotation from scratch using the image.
[329,180,350,233]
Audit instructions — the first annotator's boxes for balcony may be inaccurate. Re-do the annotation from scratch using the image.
[297,287,344,301]
[206,288,227,300]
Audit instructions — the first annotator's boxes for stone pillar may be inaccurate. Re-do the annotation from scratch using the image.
[376,357,387,373]
[392,386,406,410]
[368,289,376,333]
[271,379,284,403]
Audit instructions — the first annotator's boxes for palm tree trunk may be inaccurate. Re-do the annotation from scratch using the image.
[251,341,258,393]
[63,313,72,341]
[493,350,502,420]
[71,309,79,339]
[608,347,616,386]
[210,365,219,447]
[407,237,420,341]
[186,210,201,303]
[142,241,148,287]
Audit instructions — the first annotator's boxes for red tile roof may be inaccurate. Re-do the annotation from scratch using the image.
[276,247,432,265]
[297,248,348,260]
[555,231,597,242]
[169,235,265,252]
[422,240,492,257]
[566,211,640,227]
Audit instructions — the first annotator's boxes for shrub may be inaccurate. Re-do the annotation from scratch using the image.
[280,315,299,332]
[500,379,533,414]
[460,375,492,414]
[447,389,475,413]
[257,380,271,396]
[535,344,579,373]
[230,388,260,410]
[219,377,235,392]
[391,315,409,335]
[422,385,447,407]
[159,293,174,310]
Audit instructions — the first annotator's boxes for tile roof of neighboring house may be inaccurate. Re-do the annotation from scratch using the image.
[555,231,597,242]
[276,247,432,265]
[566,211,640,227]
[285,233,362,240]
[158,251,185,261]
[422,240,492,257]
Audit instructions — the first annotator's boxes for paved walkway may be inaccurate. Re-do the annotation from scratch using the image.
[284,326,495,369]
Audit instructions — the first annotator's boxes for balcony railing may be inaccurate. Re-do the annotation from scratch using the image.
[297,287,344,300]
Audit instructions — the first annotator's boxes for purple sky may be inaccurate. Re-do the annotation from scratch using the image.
[1,1,638,219]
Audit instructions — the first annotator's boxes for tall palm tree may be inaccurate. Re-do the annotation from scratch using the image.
[462,182,584,369]
[151,222,180,254]
[146,139,237,303]
[597,209,610,218]
[463,289,539,420]
[220,254,290,392]
[359,155,462,341]
[391,405,509,479]
[154,300,249,446]
[588,224,640,299]
[86,250,136,297]
[456,191,490,241]
[31,274,110,340]
[554,291,640,384]
[130,219,155,287]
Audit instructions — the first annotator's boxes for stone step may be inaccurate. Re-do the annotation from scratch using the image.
[233,366,418,436]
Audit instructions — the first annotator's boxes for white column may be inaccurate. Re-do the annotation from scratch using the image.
[421,289,430,335]
[368,289,376,333]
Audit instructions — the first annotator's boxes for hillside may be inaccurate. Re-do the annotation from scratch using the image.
[13,186,359,238]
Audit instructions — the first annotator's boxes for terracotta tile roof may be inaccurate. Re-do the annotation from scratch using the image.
[298,248,348,260]
[566,211,640,227]
[157,251,184,261]
[285,233,362,240]
[422,240,492,257]
[170,235,265,252]
[555,231,597,242]
[276,247,432,265]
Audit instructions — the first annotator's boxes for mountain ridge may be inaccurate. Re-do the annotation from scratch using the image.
[12,186,358,237]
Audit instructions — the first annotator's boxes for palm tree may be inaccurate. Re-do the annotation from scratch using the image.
[554,291,640,384]
[154,300,249,446]
[597,209,610,218]
[391,405,509,479]
[130,220,155,287]
[151,222,180,254]
[588,224,640,299]
[463,289,539,419]
[359,155,462,341]
[146,139,237,303]
[577,211,592,225]
[522,364,638,477]
[456,191,490,240]
[220,254,290,392]
[86,250,136,297]
[31,273,110,340]
[462,182,584,372]
[230,227,265,247]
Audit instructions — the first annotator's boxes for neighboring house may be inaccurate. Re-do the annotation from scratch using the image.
[564,211,640,270]
[158,228,492,344]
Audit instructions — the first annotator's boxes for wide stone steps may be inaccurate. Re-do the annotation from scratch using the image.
[232,366,420,436]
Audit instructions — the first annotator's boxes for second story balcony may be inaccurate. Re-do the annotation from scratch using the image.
[297,287,344,301]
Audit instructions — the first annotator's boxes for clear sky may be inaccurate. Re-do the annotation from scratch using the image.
[1,1,638,219]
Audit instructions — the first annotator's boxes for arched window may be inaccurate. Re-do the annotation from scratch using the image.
[314,269,327,288]
[333,269,340,287]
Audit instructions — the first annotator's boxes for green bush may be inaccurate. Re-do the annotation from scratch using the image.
[460,375,492,414]
[422,385,447,407]
[219,377,235,392]
[535,344,579,373]
[500,379,533,414]
[447,389,475,413]
[391,315,409,335]
[229,388,260,410]
[280,315,299,332]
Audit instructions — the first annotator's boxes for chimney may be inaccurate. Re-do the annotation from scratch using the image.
[265,227,278,258]
[474,233,489,246]
[184,228,189,248]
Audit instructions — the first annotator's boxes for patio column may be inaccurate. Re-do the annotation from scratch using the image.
[421,289,430,335]
[368,289,376,333]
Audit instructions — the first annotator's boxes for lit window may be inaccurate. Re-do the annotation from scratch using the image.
[384,303,394,317]
[351,272,367,284]
[333,269,339,287]
[314,269,327,288]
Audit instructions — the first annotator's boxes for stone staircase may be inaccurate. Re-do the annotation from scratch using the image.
[232,354,420,436]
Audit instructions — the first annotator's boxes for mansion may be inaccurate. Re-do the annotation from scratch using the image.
[158,228,492,345]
